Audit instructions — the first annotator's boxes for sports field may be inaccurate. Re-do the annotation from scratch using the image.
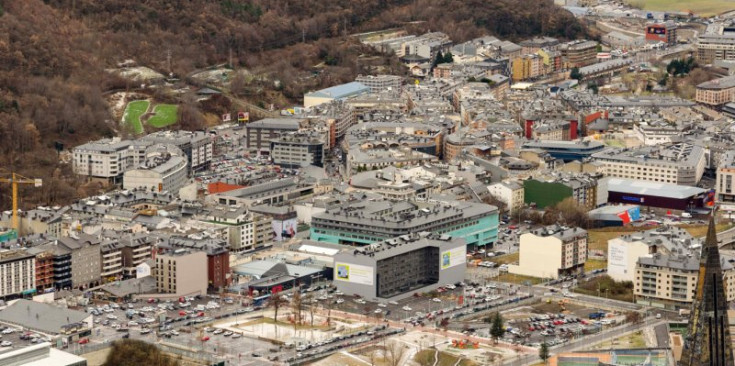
[123,100,149,134]
[631,0,735,17]
[147,104,179,128]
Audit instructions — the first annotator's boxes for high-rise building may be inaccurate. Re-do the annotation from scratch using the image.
[680,216,734,366]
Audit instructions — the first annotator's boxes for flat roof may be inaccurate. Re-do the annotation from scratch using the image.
[306,82,370,99]
[607,178,706,199]
[0,300,89,335]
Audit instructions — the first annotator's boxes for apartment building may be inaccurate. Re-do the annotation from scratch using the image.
[519,36,560,54]
[100,240,124,282]
[347,146,439,176]
[139,130,213,173]
[633,121,684,146]
[523,172,606,210]
[154,249,208,296]
[123,145,188,193]
[645,22,678,45]
[0,250,36,299]
[511,54,544,81]
[72,138,151,183]
[120,234,155,278]
[205,206,271,252]
[717,150,735,203]
[332,232,465,300]
[696,75,735,108]
[608,225,699,283]
[355,75,403,93]
[57,233,102,289]
[269,131,326,168]
[509,225,587,279]
[487,181,524,215]
[244,118,303,153]
[696,30,735,64]
[310,199,499,248]
[634,253,735,310]
[29,248,54,293]
[591,143,706,186]
[161,237,231,291]
[27,242,72,291]
[211,178,319,207]
[560,40,598,68]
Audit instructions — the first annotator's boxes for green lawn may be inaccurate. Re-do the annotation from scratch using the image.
[629,0,734,16]
[123,100,150,134]
[147,104,179,128]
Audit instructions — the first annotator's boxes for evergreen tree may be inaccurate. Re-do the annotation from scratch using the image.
[570,67,582,80]
[539,341,550,364]
[432,51,444,68]
[490,312,505,344]
[443,51,454,63]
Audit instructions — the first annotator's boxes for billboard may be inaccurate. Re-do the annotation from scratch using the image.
[334,262,374,285]
[272,217,298,242]
[607,240,628,280]
[440,246,466,269]
[647,26,666,35]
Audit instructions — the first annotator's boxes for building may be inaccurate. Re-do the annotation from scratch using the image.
[633,121,685,146]
[521,140,606,162]
[310,199,499,248]
[72,138,151,183]
[269,131,326,168]
[139,130,213,173]
[523,173,606,210]
[122,145,188,193]
[608,225,699,283]
[680,217,734,366]
[602,31,645,49]
[525,119,577,141]
[119,234,155,278]
[205,206,270,252]
[355,75,403,93]
[161,237,231,291]
[0,299,91,338]
[0,250,35,299]
[511,54,544,81]
[0,342,87,366]
[244,118,302,153]
[28,243,72,291]
[57,233,101,290]
[154,249,208,297]
[718,150,735,204]
[592,143,706,186]
[304,82,370,108]
[100,240,123,282]
[347,147,439,176]
[332,232,465,301]
[577,58,633,80]
[696,75,735,108]
[28,248,54,293]
[487,181,524,215]
[211,178,318,207]
[696,29,735,64]
[606,177,707,210]
[645,22,678,45]
[508,225,587,279]
[519,37,559,54]
[587,204,641,228]
[560,40,598,68]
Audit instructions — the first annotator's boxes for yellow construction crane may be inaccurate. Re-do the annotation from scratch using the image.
[0,173,42,235]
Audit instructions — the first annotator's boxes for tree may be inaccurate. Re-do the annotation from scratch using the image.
[384,340,407,366]
[658,73,668,87]
[443,51,454,64]
[432,51,444,69]
[570,67,582,81]
[270,292,285,322]
[587,83,598,95]
[490,312,506,344]
[291,291,303,326]
[625,311,643,324]
[539,341,550,364]
[103,339,179,366]
[439,317,450,331]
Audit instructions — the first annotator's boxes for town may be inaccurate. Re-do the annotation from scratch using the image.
[2,0,735,366]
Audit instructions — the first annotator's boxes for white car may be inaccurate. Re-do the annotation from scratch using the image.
[388,301,399,305]
[0,341,11,347]
[127,321,138,327]
[445,284,456,290]
[140,328,151,334]
[377,303,387,308]
[106,315,118,320]
[335,299,344,304]
[373,309,382,314]
[432,298,441,303]
[402,306,412,311]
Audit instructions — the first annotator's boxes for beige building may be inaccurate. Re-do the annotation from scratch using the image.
[0,250,35,298]
[155,249,208,296]
[508,225,587,279]
[206,206,272,252]
[634,252,735,310]
[607,226,700,283]
[72,138,151,182]
[592,143,706,186]
[487,181,524,215]
[696,75,735,108]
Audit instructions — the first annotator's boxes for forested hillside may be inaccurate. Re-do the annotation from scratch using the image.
[0,0,588,209]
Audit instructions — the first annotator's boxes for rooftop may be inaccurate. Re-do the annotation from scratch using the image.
[306,82,370,99]
[606,178,706,199]
[0,300,89,335]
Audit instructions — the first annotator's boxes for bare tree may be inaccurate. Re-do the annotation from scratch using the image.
[270,292,285,323]
[291,291,304,326]
[308,295,317,327]
[384,340,407,366]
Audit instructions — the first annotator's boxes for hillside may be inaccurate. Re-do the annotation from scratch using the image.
[0,0,589,210]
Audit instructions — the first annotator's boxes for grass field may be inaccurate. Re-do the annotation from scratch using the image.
[123,100,149,134]
[629,0,735,17]
[147,104,179,128]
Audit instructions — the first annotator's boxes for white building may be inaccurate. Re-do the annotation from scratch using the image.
[155,249,208,296]
[0,250,35,298]
[72,138,151,182]
[205,206,271,252]
[123,145,188,194]
[592,143,706,186]
[608,225,700,283]
[508,225,587,280]
[487,181,524,215]
[140,130,214,173]
[717,150,735,205]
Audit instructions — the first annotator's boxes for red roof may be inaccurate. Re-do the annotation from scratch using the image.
[208,182,245,194]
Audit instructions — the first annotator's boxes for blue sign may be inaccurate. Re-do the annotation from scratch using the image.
[627,206,641,221]
[622,196,644,203]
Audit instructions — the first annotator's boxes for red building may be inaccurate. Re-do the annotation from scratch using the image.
[207,247,230,291]
[645,23,677,45]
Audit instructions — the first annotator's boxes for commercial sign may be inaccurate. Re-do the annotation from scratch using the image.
[271,217,298,242]
[440,246,466,269]
[334,262,373,285]
[607,241,628,279]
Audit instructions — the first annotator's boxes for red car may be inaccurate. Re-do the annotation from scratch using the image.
[201,336,210,342]
[179,311,187,316]
[197,311,205,317]
[78,338,90,344]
